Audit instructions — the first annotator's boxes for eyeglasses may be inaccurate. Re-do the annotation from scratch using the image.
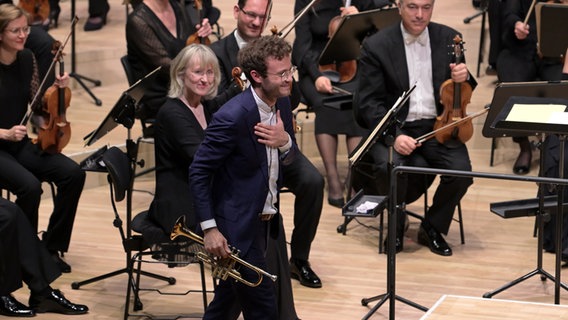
[190,70,215,79]
[4,26,30,36]
[238,6,268,21]
[265,66,297,81]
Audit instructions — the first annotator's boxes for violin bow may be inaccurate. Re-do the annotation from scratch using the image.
[415,106,489,145]
[523,0,538,25]
[21,16,78,126]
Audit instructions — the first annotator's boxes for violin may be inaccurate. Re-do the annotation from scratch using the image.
[318,1,357,84]
[18,0,50,26]
[37,41,72,154]
[433,35,473,148]
[186,0,211,45]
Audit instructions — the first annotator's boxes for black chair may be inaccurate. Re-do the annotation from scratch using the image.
[346,153,465,254]
[97,147,210,319]
[71,147,174,293]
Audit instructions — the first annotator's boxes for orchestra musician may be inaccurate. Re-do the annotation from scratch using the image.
[147,43,220,241]
[125,0,212,124]
[356,0,476,256]
[292,0,388,209]
[189,35,298,320]
[0,3,86,273]
[210,0,326,292]
[497,0,564,175]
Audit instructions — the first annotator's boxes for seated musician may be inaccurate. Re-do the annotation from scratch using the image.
[0,3,86,273]
[146,44,220,241]
[355,0,477,256]
[292,0,389,209]
[497,0,564,175]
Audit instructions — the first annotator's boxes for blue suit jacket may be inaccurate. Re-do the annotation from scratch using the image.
[189,88,297,256]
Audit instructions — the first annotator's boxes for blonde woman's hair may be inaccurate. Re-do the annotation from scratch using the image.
[0,3,29,35]
[168,44,221,100]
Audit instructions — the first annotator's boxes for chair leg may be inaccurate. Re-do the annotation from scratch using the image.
[456,202,465,244]
[199,261,208,310]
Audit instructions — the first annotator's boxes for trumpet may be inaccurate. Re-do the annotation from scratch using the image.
[170,216,278,287]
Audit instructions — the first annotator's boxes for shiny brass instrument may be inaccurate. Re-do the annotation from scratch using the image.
[170,216,278,287]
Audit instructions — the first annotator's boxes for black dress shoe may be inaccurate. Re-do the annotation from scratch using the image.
[290,259,322,288]
[0,295,35,317]
[29,289,88,315]
[50,252,71,273]
[417,225,452,256]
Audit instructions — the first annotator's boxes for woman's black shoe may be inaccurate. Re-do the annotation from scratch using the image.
[84,5,109,32]
[327,197,345,208]
[49,5,61,29]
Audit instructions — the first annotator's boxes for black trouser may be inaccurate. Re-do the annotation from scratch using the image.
[0,140,85,253]
[48,0,109,16]
[282,151,324,262]
[367,119,473,235]
[0,198,60,295]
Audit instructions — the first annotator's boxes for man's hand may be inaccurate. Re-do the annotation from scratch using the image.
[394,134,419,156]
[255,110,289,148]
[203,227,231,259]
[450,63,469,83]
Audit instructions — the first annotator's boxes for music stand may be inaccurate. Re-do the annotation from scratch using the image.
[536,3,568,60]
[482,85,568,303]
[71,67,161,290]
[316,7,400,109]
[69,0,102,106]
[319,7,399,66]
[83,66,161,147]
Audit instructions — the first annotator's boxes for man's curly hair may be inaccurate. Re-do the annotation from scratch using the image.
[238,35,292,86]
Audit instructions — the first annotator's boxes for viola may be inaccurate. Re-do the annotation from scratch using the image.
[37,41,72,154]
[18,0,50,26]
[186,0,212,46]
[433,35,473,148]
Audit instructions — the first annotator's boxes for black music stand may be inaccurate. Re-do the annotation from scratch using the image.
[71,67,161,290]
[482,86,568,303]
[69,0,102,106]
[317,7,400,109]
[483,81,568,165]
[536,2,568,60]
[334,87,427,320]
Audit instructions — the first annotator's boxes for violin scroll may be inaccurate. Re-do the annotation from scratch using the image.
[232,67,247,91]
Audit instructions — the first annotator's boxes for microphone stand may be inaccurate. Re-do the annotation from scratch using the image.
[70,0,102,106]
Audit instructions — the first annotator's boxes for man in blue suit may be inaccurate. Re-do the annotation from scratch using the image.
[189,35,298,319]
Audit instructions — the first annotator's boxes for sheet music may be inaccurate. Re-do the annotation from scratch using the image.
[506,103,568,124]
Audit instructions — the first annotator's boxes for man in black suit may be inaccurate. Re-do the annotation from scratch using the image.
[209,0,325,289]
[356,0,476,256]
[0,198,88,317]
